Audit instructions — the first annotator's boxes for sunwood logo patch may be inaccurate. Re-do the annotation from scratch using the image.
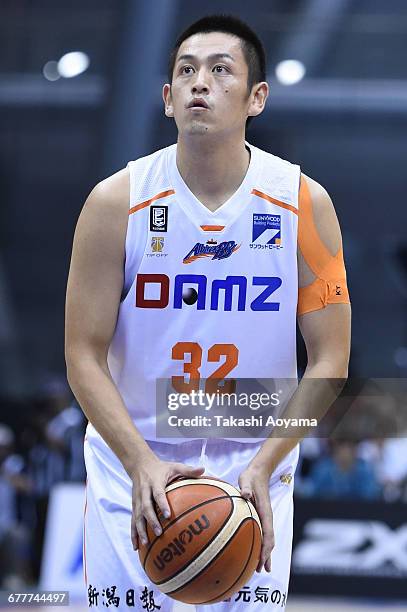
[250,213,282,250]
[153,514,210,571]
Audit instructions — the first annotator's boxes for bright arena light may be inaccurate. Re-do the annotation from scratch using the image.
[42,60,60,81]
[57,51,90,78]
[275,59,306,85]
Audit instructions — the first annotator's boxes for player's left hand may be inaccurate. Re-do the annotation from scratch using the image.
[238,465,274,573]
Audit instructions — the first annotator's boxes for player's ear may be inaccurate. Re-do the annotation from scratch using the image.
[162,84,174,118]
[247,81,269,118]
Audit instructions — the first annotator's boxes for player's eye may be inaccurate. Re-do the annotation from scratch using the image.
[213,65,228,74]
[180,65,194,75]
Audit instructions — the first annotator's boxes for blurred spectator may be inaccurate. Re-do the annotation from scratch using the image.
[359,436,407,502]
[294,437,325,496]
[0,424,33,588]
[380,437,407,501]
[303,440,381,500]
[21,381,86,579]
[46,401,86,482]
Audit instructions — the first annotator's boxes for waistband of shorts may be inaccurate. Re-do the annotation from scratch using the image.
[145,437,264,452]
[85,423,299,474]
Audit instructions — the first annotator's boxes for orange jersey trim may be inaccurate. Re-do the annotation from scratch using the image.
[129,189,175,215]
[200,225,225,232]
[251,189,298,216]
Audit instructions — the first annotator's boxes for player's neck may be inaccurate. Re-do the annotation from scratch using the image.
[175,136,250,212]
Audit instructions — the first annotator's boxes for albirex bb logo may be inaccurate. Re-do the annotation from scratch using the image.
[135,273,282,311]
[150,205,168,232]
[183,240,240,264]
[251,213,282,250]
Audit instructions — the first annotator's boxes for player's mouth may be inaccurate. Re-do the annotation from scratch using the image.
[187,98,210,111]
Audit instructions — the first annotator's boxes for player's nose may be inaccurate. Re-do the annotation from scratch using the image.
[191,68,210,94]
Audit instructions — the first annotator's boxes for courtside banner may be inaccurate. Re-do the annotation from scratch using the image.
[291,498,407,600]
[40,483,86,602]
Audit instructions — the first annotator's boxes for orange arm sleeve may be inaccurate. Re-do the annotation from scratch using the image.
[297,176,350,316]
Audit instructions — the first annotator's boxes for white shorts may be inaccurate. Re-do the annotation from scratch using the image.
[83,434,298,611]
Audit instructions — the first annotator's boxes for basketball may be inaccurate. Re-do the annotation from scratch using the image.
[138,476,262,604]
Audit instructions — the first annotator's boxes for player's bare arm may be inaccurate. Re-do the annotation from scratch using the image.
[239,174,351,573]
[65,170,204,550]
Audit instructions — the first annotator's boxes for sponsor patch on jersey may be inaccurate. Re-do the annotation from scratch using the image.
[151,236,164,252]
[150,205,168,232]
[280,473,293,485]
[183,240,240,264]
[135,273,282,311]
[147,236,168,258]
[250,213,282,250]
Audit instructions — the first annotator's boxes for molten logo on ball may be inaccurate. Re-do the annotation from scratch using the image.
[153,514,210,571]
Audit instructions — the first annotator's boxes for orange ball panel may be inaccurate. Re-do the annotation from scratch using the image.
[143,496,233,583]
[169,517,261,605]
[139,480,235,566]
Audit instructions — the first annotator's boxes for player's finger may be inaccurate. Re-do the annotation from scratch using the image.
[257,533,274,572]
[131,488,142,549]
[172,463,205,478]
[135,511,149,547]
[240,488,253,499]
[257,519,274,572]
[134,486,152,545]
[152,487,171,519]
[141,488,163,537]
[238,474,253,499]
[253,487,274,572]
[131,519,139,551]
[132,495,146,548]
[238,471,254,502]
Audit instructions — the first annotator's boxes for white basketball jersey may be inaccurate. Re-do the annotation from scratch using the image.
[88,141,301,444]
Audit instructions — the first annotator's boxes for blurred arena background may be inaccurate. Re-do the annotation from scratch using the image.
[0,0,407,609]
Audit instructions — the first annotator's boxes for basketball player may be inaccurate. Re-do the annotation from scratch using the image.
[65,15,351,611]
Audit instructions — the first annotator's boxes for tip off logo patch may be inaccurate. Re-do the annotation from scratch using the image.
[251,213,282,250]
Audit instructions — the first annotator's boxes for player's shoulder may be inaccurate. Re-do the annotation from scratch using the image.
[127,143,172,169]
[85,167,130,218]
[254,143,299,173]
[300,172,336,215]
[70,170,129,251]
[299,173,342,251]
[251,144,333,212]
[87,145,174,210]
[251,142,301,205]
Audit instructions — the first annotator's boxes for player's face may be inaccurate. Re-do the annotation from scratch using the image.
[163,32,264,136]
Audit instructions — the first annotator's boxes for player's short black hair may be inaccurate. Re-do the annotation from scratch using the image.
[168,14,267,94]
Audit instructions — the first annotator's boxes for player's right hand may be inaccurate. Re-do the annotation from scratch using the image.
[130,454,205,550]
